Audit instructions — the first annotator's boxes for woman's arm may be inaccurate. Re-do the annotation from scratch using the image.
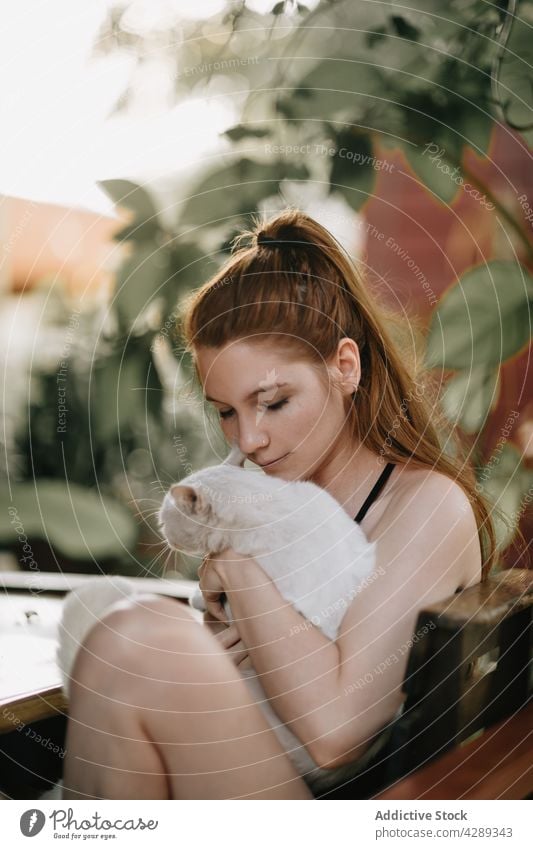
[212,551,341,766]
[212,474,481,770]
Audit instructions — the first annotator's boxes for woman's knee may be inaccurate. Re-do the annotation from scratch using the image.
[93,594,199,650]
[70,595,202,692]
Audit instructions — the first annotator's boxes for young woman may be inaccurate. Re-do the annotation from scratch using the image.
[62,210,497,800]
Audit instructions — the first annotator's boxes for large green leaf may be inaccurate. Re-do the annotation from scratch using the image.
[442,366,500,433]
[426,261,533,369]
[402,142,459,204]
[99,179,162,242]
[329,130,377,211]
[113,245,170,333]
[277,58,386,123]
[0,481,138,561]
[496,6,533,146]
[179,158,308,226]
[90,348,155,444]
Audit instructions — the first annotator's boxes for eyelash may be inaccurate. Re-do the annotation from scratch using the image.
[219,398,289,420]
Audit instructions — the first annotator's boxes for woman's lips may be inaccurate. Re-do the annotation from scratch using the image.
[258,453,289,468]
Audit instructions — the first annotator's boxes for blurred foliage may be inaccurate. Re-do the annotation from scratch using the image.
[2,0,532,571]
[0,242,215,576]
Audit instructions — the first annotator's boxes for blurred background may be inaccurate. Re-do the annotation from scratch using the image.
[0,0,531,581]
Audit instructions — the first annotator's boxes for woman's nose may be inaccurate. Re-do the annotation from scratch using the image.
[237,421,269,455]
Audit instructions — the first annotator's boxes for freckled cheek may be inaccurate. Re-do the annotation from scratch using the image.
[283,401,321,438]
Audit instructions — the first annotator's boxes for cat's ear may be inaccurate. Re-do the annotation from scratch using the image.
[169,485,207,513]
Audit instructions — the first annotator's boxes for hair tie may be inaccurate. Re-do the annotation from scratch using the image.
[257,233,284,247]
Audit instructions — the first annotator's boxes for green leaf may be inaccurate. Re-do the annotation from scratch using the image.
[476,443,531,549]
[91,348,154,444]
[224,125,271,142]
[166,240,212,299]
[277,58,385,123]
[401,142,460,204]
[329,131,377,211]
[99,179,161,242]
[458,110,494,156]
[0,481,138,561]
[179,158,308,227]
[496,9,533,146]
[113,245,169,333]
[442,366,500,433]
[399,105,493,203]
[390,15,420,41]
[426,261,533,369]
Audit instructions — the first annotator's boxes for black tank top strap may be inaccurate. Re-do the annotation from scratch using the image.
[354,462,396,524]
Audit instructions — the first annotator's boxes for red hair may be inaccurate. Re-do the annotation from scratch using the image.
[180,209,499,580]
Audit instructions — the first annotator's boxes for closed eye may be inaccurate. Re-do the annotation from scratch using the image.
[219,398,289,420]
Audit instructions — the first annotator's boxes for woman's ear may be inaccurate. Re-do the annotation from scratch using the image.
[331,337,361,396]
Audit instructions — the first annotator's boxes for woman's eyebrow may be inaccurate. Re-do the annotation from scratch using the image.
[205,381,290,404]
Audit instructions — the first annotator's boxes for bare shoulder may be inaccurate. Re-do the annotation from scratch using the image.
[369,465,483,591]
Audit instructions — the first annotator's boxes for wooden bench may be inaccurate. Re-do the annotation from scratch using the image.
[0,568,531,799]
[322,568,532,799]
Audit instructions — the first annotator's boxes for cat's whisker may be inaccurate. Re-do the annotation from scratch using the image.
[144,546,177,577]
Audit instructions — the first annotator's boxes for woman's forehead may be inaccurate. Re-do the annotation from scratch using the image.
[195,342,314,397]
[196,340,293,373]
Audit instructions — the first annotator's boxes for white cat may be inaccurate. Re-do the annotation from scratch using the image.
[158,443,376,790]
[56,444,376,794]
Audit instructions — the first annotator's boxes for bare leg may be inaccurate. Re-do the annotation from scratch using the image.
[62,596,313,800]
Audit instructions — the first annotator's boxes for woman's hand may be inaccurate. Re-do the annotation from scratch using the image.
[199,548,252,669]
[215,622,251,669]
[197,554,229,623]
[202,611,251,669]
[198,547,248,623]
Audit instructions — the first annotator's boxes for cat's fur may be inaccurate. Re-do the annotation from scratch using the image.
[159,444,376,640]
